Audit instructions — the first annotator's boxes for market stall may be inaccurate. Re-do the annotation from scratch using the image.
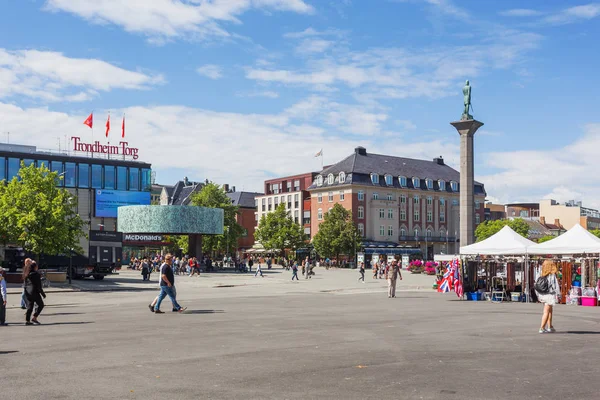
[459,226,535,302]
[528,224,600,306]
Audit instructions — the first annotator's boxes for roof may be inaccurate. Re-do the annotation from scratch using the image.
[227,191,263,209]
[309,147,486,195]
[460,226,535,255]
[166,181,203,205]
[528,224,600,255]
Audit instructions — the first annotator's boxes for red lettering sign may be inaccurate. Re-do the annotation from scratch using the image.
[71,137,139,160]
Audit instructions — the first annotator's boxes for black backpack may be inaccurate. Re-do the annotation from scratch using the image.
[534,275,550,294]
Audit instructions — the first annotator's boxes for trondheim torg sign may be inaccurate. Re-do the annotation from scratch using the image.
[71,136,139,160]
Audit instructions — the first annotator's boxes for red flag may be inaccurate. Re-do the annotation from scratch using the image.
[83,113,93,129]
[105,114,110,137]
[121,115,125,138]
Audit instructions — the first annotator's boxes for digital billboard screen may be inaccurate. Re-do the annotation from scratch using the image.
[95,190,151,218]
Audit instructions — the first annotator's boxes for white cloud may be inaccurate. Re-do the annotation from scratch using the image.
[296,38,334,54]
[543,3,600,24]
[236,90,280,98]
[0,99,455,191]
[478,123,600,209]
[283,27,345,38]
[499,9,544,17]
[45,0,314,42]
[196,64,223,79]
[0,48,163,102]
[423,0,469,19]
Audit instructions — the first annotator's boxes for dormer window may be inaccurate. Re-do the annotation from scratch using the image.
[385,174,393,186]
[426,178,433,189]
[438,180,446,191]
[412,177,420,188]
[316,175,323,186]
[327,174,334,185]
[450,181,458,192]
[399,176,407,187]
[371,173,379,184]
[339,172,346,184]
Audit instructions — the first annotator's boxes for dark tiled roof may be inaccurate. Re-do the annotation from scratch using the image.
[309,148,486,195]
[227,192,263,209]
[168,181,203,205]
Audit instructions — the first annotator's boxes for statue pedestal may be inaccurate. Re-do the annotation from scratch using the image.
[450,119,484,248]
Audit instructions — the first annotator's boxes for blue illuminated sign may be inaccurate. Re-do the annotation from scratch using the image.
[95,190,151,218]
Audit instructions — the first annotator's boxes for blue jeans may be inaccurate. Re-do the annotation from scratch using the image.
[155,286,181,311]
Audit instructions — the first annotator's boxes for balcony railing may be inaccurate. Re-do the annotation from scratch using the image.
[398,236,457,243]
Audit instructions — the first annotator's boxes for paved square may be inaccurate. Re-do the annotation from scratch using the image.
[2,269,599,399]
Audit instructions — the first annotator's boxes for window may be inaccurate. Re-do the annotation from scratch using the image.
[387,193,393,201]
[37,160,50,169]
[294,180,300,191]
[385,174,393,185]
[451,181,458,192]
[440,211,446,223]
[476,213,481,225]
[426,229,432,238]
[379,225,385,236]
[452,199,459,206]
[255,213,259,222]
[328,191,333,202]
[440,198,445,207]
[268,198,273,211]
[23,159,34,167]
[338,172,346,184]
[412,177,420,188]
[414,210,420,221]
[79,164,91,188]
[339,191,345,201]
[358,223,364,237]
[318,208,323,220]
[91,165,103,189]
[129,168,140,190]
[0,157,6,180]
[427,210,433,222]
[400,195,407,204]
[399,176,407,187]
[328,207,332,213]
[475,200,480,210]
[328,174,334,185]
[440,230,446,239]
[414,196,420,205]
[358,190,364,201]
[281,195,285,204]
[261,198,266,211]
[274,197,279,206]
[287,181,292,192]
[64,162,76,188]
[400,210,407,220]
[287,195,292,208]
[371,173,379,184]
[294,193,299,208]
[294,210,299,224]
[388,209,393,219]
[439,180,446,191]
[141,169,151,191]
[400,228,406,237]
[427,196,432,205]
[388,225,394,236]
[317,175,323,186]
[318,193,323,203]
[373,192,379,200]
[115,166,126,190]
[426,178,433,189]
[273,183,279,194]
[104,165,115,189]
[379,209,385,218]
[358,206,364,219]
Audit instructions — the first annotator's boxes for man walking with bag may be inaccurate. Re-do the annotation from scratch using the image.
[385,260,402,298]
[154,254,186,314]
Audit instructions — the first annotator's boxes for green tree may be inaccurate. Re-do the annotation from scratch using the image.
[312,204,361,259]
[254,203,307,253]
[537,235,555,243]
[190,182,244,255]
[590,230,600,239]
[475,218,530,242]
[0,162,85,256]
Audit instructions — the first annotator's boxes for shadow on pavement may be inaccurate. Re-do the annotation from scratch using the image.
[0,351,19,355]
[184,310,224,314]
[43,312,85,317]
[564,331,600,335]
[29,322,94,326]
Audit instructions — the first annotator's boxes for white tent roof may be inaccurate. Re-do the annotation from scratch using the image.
[527,224,600,255]
[460,225,535,255]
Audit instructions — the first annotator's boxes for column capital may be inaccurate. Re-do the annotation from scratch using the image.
[450,119,484,136]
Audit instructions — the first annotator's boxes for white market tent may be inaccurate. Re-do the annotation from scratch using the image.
[527,224,600,255]
[460,226,535,255]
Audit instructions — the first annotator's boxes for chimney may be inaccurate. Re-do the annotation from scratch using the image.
[223,184,230,192]
[355,146,367,156]
[554,218,561,227]
[540,216,546,225]
[232,186,236,193]
[433,156,444,165]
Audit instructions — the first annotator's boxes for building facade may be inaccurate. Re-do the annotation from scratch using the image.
[0,142,152,258]
[255,172,318,236]
[308,147,486,257]
[227,191,263,251]
[540,199,600,231]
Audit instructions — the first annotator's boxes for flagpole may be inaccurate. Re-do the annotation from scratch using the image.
[91,111,94,158]
[321,151,323,169]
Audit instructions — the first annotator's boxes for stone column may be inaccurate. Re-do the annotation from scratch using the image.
[188,234,203,258]
[450,119,484,247]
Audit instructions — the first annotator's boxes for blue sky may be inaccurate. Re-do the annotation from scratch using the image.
[1,0,599,206]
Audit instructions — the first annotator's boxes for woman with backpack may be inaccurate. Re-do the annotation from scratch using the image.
[535,260,560,334]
